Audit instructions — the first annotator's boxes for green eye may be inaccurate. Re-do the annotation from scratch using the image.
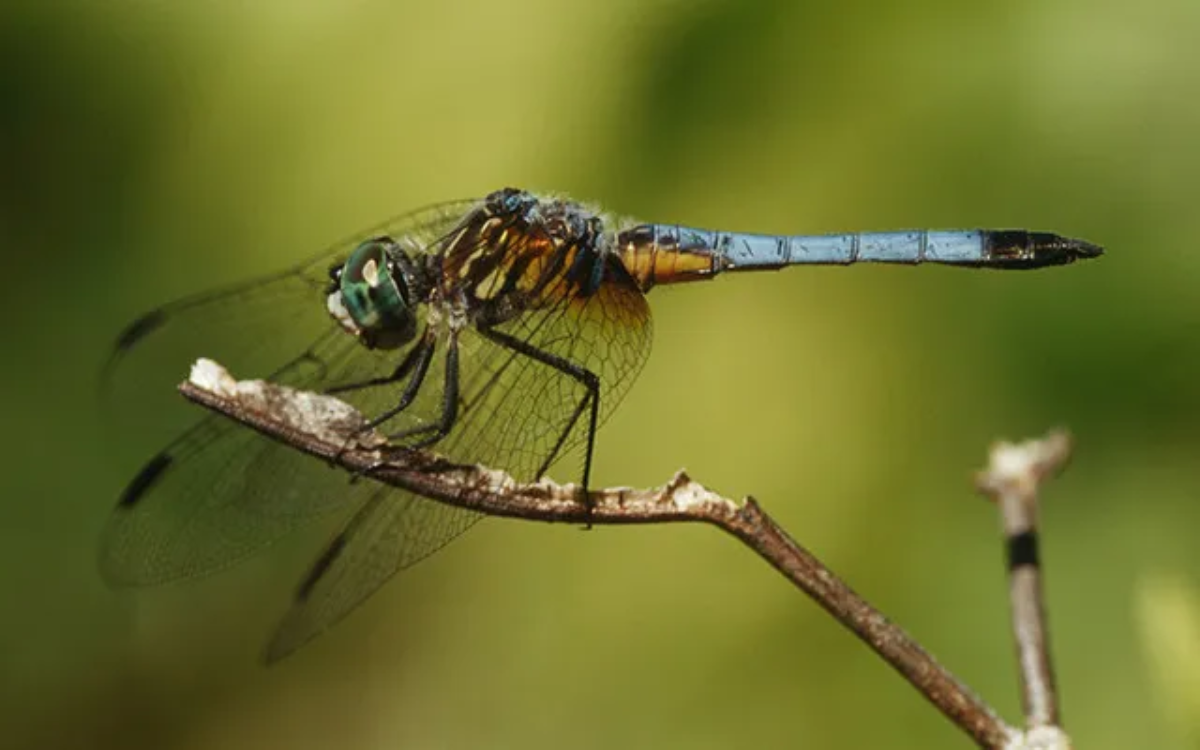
[337,238,416,348]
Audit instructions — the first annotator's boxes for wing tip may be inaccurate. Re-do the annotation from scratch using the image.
[262,630,308,665]
[115,309,169,352]
[96,453,175,587]
[99,308,170,399]
[258,532,350,663]
[116,452,173,509]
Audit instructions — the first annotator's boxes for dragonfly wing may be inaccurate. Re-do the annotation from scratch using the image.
[100,201,478,586]
[265,489,480,662]
[107,193,654,656]
[454,252,654,479]
[99,331,385,585]
[263,251,653,658]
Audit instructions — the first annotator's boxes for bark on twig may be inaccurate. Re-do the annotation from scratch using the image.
[976,431,1072,735]
[180,358,1048,748]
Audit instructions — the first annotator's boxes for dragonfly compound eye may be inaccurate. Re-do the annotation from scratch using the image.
[328,237,417,349]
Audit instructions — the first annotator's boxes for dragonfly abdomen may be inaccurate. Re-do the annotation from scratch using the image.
[615,225,1102,287]
[614,224,722,290]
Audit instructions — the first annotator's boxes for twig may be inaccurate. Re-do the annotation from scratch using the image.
[182,358,1018,748]
[976,431,1072,733]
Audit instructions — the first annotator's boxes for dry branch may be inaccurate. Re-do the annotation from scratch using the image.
[179,358,1082,749]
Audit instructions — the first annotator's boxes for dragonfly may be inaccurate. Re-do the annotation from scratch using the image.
[100,187,1102,661]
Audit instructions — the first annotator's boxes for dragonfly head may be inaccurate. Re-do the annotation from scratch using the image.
[487,187,539,218]
[327,237,419,350]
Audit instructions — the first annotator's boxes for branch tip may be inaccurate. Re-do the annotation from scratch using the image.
[975,429,1073,501]
[176,358,1017,748]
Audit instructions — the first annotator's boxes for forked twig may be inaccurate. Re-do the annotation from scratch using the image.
[976,431,1073,745]
[179,358,1073,749]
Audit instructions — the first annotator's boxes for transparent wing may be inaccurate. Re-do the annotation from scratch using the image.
[99,200,480,586]
[471,255,655,478]
[265,250,654,660]
[264,488,481,662]
[103,194,656,662]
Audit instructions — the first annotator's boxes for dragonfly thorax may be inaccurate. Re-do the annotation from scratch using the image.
[327,237,421,350]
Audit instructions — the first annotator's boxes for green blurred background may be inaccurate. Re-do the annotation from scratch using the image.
[3,1,1199,748]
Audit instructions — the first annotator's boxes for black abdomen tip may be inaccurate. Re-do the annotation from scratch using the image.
[985,231,1104,268]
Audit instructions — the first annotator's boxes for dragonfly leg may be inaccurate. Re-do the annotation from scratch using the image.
[326,326,431,399]
[359,332,437,431]
[331,331,437,476]
[478,327,600,520]
[349,334,455,483]
[387,330,460,450]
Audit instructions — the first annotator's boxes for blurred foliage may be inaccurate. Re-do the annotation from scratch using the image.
[1136,573,1200,746]
[1,0,1198,748]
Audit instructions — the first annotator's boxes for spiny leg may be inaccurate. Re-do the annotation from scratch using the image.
[359,331,437,431]
[326,326,430,399]
[479,326,600,521]
[352,333,457,482]
[389,329,460,449]
[328,329,437,474]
